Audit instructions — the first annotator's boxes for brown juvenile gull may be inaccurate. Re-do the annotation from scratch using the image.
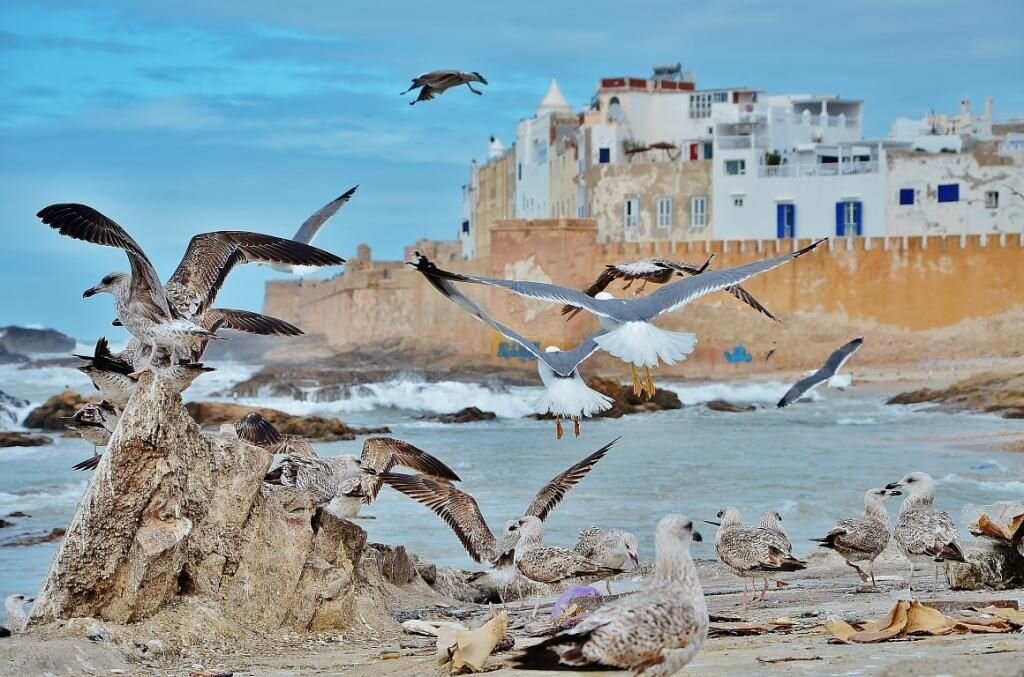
[3,594,33,634]
[74,337,137,409]
[513,516,621,584]
[574,527,641,570]
[408,252,611,438]
[65,400,120,470]
[562,255,778,322]
[401,70,488,105]
[418,240,825,398]
[380,438,619,565]
[513,514,708,674]
[707,506,806,601]
[777,336,864,407]
[268,185,358,274]
[37,203,342,372]
[885,471,966,593]
[810,487,902,586]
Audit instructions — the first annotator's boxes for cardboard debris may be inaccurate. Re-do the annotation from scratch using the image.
[437,610,508,673]
[709,618,796,637]
[826,600,1024,643]
[970,512,1024,544]
[402,619,467,637]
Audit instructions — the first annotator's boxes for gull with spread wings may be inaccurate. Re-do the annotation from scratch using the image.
[776,336,863,408]
[408,252,611,439]
[401,70,488,105]
[419,240,826,398]
[268,185,358,275]
[37,203,344,373]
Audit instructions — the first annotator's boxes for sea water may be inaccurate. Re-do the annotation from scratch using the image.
[1,361,1022,601]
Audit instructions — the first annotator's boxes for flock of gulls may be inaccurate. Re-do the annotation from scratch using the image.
[18,72,981,674]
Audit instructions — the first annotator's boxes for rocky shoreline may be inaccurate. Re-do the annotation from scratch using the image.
[887,371,1024,419]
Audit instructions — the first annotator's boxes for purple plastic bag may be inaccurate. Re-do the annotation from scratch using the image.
[550,585,600,619]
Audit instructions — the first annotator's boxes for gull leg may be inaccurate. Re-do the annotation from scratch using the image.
[932,564,939,596]
[129,342,158,378]
[630,364,642,396]
[466,83,482,95]
[622,279,634,291]
[758,577,769,601]
[847,560,869,582]
[635,279,648,295]
[555,416,564,440]
[573,417,581,438]
[644,367,656,398]
[870,563,877,588]
[907,562,915,593]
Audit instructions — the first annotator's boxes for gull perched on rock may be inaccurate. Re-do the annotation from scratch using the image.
[65,401,119,471]
[381,438,619,565]
[512,516,621,585]
[3,594,33,634]
[37,203,342,373]
[268,185,358,275]
[885,472,966,593]
[562,255,778,322]
[574,527,641,570]
[409,252,611,438]
[419,240,825,398]
[810,487,902,587]
[74,337,137,409]
[513,514,707,674]
[777,337,863,407]
[708,507,806,601]
[401,70,488,105]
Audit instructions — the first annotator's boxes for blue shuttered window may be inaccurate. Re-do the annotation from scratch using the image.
[899,188,914,205]
[836,201,863,236]
[598,148,610,164]
[776,203,795,238]
[937,183,959,202]
[835,202,844,236]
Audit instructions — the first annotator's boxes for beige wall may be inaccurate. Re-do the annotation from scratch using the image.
[549,140,578,219]
[585,161,712,242]
[471,149,515,259]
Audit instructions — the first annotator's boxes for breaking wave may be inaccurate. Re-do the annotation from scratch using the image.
[936,473,1024,495]
[660,380,804,406]
[0,481,89,513]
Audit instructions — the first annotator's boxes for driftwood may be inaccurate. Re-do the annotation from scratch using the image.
[30,373,396,641]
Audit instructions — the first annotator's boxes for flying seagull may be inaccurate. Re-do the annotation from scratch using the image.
[513,514,707,674]
[885,472,966,593]
[562,256,779,323]
[810,487,901,587]
[409,252,611,438]
[37,203,343,373]
[511,516,621,585]
[380,438,619,565]
[419,240,825,398]
[776,336,863,408]
[269,185,358,274]
[401,70,488,105]
[706,506,806,601]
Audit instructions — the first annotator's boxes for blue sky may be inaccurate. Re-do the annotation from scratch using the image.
[2,0,1021,340]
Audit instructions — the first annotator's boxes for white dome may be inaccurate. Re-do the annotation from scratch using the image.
[537,79,571,116]
[487,135,506,159]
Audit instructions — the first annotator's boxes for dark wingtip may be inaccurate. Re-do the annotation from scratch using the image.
[235,411,281,447]
[71,455,102,471]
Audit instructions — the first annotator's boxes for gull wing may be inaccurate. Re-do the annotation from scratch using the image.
[235,411,282,447]
[523,437,620,521]
[198,308,303,336]
[634,239,825,320]
[37,203,172,317]
[776,370,827,408]
[359,437,461,503]
[654,259,780,322]
[380,472,496,563]
[166,232,345,315]
[409,253,602,375]
[821,337,864,376]
[292,185,358,244]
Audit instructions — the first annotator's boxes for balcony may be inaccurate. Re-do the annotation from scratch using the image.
[717,135,766,150]
[758,160,879,178]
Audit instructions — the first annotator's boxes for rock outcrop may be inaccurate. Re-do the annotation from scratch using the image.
[22,391,92,430]
[0,326,76,355]
[423,407,498,424]
[184,401,389,441]
[887,372,1024,419]
[705,400,756,413]
[585,377,682,418]
[0,432,52,448]
[29,374,422,644]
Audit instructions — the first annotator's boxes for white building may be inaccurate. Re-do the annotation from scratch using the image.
[514,79,577,218]
[458,159,479,258]
[712,94,905,240]
[890,97,995,145]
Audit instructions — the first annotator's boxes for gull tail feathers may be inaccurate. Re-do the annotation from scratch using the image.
[535,378,613,418]
[594,322,696,367]
[71,455,102,471]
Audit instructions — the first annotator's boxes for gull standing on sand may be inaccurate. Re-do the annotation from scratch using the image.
[3,594,32,634]
[810,487,902,587]
[776,337,864,407]
[759,511,792,551]
[574,527,641,570]
[37,203,342,373]
[268,185,358,275]
[512,516,621,585]
[419,240,826,398]
[885,472,966,593]
[409,252,611,438]
[380,438,619,565]
[401,70,488,105]
[513,514,707,675]
[708,507,806,601]
[563,256,778,322]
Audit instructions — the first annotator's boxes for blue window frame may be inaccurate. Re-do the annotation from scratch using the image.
[598,147,610,164]
[937,183,959,202]
[899,188,914,205]
[461,220,470,234]
[776,203,795,238]
[835,201,863,236]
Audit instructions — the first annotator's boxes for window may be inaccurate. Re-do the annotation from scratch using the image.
[517,163,522,180]
[776,203,795,238]
[690,196,707,228]
[703,142,713,159]
[712,91,729,103]
[461,220,470,234]
[937,183,959,202]
[724,159,746,176]
[899,188,915,205]
[624,198,639,229]
[835,200,863,236]
[598,147,610,164]
[607,97,624,122]
[656,198,673,228]
[733,196,744,207]
[985,191,999,209]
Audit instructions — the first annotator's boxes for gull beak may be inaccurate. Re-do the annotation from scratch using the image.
[26,597,34,603]
[629,552,640,568]
[692,530,703,542]
[886,489,902,496]
[884,481,903,490]
[82,286,100,298]
[478,75,489,85]
[703,520,721,527]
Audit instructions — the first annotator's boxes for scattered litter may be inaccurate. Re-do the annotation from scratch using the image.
[709,618,796,637]
[550,585,600,620]
[378,652,401,660]
[436,610,508,673]
[968,503,1024,548]
[189,671,233,677]
[825,600,1024,643]
[402,619,468,637]
[756,655,824,664]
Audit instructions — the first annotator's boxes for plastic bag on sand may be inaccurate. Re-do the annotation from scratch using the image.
[436,610,508,673]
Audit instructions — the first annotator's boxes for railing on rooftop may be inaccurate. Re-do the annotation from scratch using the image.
[758,160,879,178]
[717,135,767,150]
